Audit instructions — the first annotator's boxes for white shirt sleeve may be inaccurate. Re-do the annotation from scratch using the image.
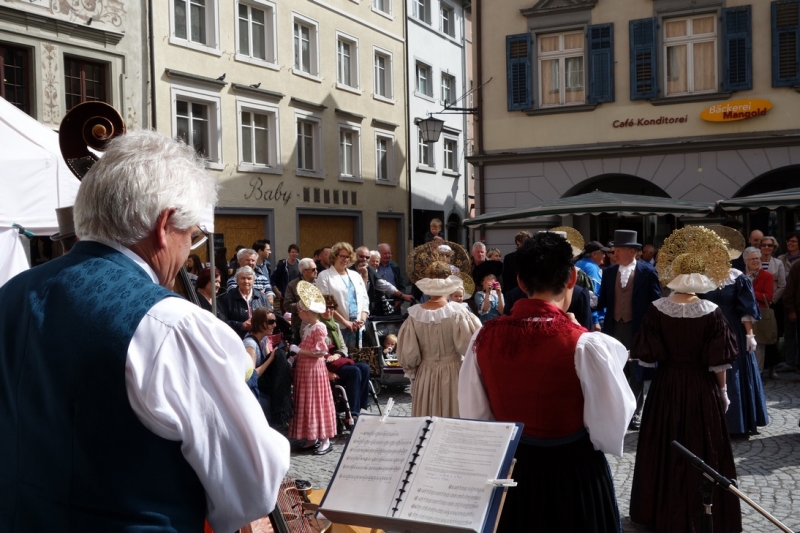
[574,332,636,457]
[374,276,399,296]
[458,330,496,421]
[127,298,291,533]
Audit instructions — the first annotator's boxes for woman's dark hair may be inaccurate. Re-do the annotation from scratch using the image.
[187,254,203,275]
[251,307,276,333]
[196,267,221,290]
[516,232,573,296]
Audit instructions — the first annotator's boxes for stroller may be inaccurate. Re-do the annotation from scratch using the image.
[363,315,410,392]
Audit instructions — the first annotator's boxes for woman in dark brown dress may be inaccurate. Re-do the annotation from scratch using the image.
[630,227,742,533]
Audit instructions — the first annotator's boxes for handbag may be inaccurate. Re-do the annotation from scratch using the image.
[326,356,355,371]
[752,295,778,345]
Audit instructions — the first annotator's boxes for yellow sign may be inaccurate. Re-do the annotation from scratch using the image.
[701,99,772,122]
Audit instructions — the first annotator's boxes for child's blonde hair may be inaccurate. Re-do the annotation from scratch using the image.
[384,334,397,346]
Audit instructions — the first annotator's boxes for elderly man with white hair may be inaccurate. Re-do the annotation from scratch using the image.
[0,130,290,533]
[283,257,319,342]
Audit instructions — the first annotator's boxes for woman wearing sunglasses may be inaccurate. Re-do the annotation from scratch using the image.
[243,307,293,430]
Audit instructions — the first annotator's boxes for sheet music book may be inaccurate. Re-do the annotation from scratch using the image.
[318,414,522,533]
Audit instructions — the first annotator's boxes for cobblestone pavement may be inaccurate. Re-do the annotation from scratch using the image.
[288,375,800,532]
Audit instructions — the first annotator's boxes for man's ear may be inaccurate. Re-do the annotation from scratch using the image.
[516,275,527,295]
[566,267,578,289]
[155,208,175,249]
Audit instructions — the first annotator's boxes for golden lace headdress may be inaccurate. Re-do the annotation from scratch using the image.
[549,226,585,258]
[705,225,745,260]
[407,240,471,283]
[657,226,729,293]
[297,281,326,313]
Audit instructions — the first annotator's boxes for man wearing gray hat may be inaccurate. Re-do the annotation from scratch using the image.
[597,230,661,430]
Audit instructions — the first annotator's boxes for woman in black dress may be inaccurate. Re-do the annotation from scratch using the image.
[630,227,741,533]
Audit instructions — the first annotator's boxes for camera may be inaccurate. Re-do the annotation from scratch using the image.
[491,281,500,289]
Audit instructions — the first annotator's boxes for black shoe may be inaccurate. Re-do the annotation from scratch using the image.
[314,444,333,455]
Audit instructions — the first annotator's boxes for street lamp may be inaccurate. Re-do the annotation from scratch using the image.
[417,116,446,143]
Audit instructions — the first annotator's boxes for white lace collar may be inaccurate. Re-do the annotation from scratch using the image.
[407,302,462,323]
[720,268,742,288]
[653,297,718,318]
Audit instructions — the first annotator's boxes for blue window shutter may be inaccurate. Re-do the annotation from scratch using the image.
[588,24,614,103]
[507,33,532,111]
[772,0,800,87]
[722,6,752,91]
[629,18,658,100]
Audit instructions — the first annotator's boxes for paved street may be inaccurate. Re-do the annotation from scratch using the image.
[288,374,800,532]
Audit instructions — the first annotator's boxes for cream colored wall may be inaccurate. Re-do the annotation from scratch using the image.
[480,0,796,153]
[152,0,408,249]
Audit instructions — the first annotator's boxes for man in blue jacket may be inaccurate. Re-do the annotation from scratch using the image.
[597,230,661,430]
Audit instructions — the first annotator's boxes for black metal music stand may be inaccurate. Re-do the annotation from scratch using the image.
[671,441,795,533]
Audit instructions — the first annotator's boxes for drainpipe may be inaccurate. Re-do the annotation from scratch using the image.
[404,0,413,248]
[147,0,157,128]
[475,0,485,242]
[460,2,468,247]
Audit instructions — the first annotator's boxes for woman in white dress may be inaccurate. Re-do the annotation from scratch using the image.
[397,261,482,418]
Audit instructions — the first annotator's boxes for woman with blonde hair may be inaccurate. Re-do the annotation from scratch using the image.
[316,242,369,352]
[397,260,482,417]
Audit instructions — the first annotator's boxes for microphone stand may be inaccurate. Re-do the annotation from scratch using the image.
[671,441,795,533]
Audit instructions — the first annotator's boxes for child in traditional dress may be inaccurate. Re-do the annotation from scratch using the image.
[288,281,337,455]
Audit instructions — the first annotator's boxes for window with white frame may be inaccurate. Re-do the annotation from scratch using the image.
[416,61,432,97]
[237,1,276,65]
[443,137,458,172]
[538,31,584,107]
[413,0,429,23]
[172,86,222,167]
[372,0,390,15]
[293,15,319,76]
[338,125,361,179]
[237,100,279,170]
[441,72,455,105]
[296,117,320,173]
[663,15,716,96]
[337,34,359,89]
[173,0,218,48]
[374,49,393,99]
[375,133,394,182]
[418,131,434,168]
[440,3,454,37]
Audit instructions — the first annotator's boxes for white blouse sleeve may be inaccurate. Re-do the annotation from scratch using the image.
[127,298,291,533]
[458,330,496,421]
[574,332,636,457]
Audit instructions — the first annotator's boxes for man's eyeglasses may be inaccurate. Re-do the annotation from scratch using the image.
[305,267,317,272]
[190,226,210,250]
[606,251,616,255]
[357,254,370,260]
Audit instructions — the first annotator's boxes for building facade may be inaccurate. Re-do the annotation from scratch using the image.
[151,0,409,264]
[0,0,147,128]
[472,0,800,254]
[407,0,472,245]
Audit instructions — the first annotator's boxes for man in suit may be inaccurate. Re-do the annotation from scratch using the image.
[502,230,532,295]
[597,229,661,430]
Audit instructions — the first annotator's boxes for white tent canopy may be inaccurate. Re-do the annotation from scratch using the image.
[0,97,80,235]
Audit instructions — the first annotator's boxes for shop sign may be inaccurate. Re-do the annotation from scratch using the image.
[613,115,688,128]
[700,99,772,122]
[244,177,293,205]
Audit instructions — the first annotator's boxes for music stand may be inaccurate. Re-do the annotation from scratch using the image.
[671,441,795,533]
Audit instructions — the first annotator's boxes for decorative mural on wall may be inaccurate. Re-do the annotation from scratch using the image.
[8,0,127,28]
[41,43,60,125]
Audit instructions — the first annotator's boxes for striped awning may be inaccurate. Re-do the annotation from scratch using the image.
[463,191,716,227]
[716,187,800,211]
